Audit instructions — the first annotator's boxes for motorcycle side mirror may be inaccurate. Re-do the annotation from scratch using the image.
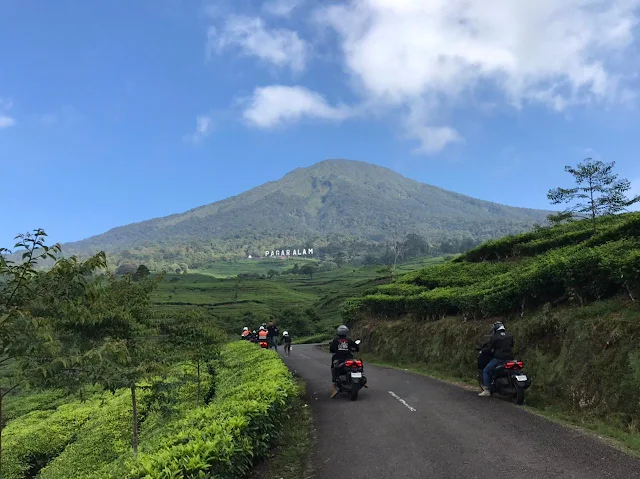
[355,339,361,345]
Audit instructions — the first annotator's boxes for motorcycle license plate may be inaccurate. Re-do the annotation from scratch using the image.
[351,372,362,378]
[515,375,527,381]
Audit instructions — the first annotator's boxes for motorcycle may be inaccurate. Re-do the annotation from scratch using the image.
[477,345,531,405]
[334,340,368,401]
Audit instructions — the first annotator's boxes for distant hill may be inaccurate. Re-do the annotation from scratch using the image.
[59,159,550,270]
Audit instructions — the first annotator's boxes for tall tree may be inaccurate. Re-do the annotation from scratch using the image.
[547,158,640,232]
[299,264,317,279]
[158,311,223,408]
[0,230,62,472]
[27,257,161,455]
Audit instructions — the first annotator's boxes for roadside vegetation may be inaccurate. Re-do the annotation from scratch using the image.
[345,159,640,451]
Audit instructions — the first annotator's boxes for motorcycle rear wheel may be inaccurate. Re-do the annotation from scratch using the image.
[350,386,359,401]
[513,386,525,405]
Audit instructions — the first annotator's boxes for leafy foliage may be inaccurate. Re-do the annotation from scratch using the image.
[102,342,296,479]
[353,298,640,434]
[547,158,640,231]
[2,399,100,479]
[350,213,640,322]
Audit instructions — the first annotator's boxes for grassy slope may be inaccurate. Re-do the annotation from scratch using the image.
[153,256,447,336]
[347,213,640,453]
[192,257,318,278]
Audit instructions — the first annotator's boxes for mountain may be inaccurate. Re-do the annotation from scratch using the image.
[62,159,550,268]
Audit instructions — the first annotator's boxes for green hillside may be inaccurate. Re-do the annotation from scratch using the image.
[345,213,640,450]
[59,159,550,270]
[349,212,640,321]
[153,255,447,339]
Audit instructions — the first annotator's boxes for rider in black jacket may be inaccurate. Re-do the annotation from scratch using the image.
[329,325,359,398]
[479,321,514,397]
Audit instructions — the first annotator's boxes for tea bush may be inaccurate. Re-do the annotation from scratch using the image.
[350,214,640,322]
[105,341,296,479]
[2,399,100,479]
[38,388,150,479]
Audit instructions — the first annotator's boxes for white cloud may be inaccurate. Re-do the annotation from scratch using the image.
[320,0,639,104]
[0,115,16,129]
[410,126,463,154]
[314,0,640,152]
[0,97,16,129]
[184,115,214,144]
[209,15,307,72]
[243,85,351,128]
[263,0,304,17]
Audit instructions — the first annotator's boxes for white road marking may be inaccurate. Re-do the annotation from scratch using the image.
[299,353,311,359]
[388,391,417,412]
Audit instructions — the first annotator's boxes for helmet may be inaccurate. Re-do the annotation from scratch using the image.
[259,326,265,331]
[243,327,248,331]
[283,331,289,336]
[492,321,505,333]
[337,325,349,337]
[252,330,256,334]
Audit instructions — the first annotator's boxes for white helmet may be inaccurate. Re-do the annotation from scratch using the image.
[259,326,265,330]
[283,331,289,336]
[243,327,248,331]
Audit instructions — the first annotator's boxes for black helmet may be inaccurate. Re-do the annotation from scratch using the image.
[337,325,349,337]
[492,321,505,333]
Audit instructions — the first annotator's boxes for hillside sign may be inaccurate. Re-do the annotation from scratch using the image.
[265,248,314,258]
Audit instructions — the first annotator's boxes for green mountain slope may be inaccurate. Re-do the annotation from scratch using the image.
[63,160,549,261]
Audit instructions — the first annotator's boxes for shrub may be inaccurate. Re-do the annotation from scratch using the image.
[2,400,99,479]
[38,389,150,479]
[105,342,296,479]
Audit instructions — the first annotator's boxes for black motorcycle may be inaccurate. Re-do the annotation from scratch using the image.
[477,345,531,405]
[335,340,368,401]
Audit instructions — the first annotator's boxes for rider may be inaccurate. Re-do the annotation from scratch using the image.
[267,321,279,351]
[282,330,292,354]
[241,326,251,340]
[258,326,269,343]
[479,321,514,397]
[329,325,360,398]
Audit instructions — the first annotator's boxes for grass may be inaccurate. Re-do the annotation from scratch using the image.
[193,258,319,278]
[249,379,313,479]
[153,256,447,334]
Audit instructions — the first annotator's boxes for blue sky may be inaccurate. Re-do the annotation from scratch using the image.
[2,0,640,247]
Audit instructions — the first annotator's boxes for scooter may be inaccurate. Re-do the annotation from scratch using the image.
[334,340,368,401]
[477,345,531,405]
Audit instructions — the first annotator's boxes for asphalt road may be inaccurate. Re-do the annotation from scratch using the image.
[280,344,640,479]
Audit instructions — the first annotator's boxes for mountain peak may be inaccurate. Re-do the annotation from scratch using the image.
[64,160,550,262]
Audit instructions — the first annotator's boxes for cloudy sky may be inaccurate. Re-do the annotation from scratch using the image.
[1,0,640,244]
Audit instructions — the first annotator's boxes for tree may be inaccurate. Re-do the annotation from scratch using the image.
[333,252,346,268]
[133,264,150,281]
[279,308,314,337]
[29,262,162,455]
[403,233,428,258]
[548,158,640,232]
[266,269,279,279]
[299,264,317,279]
[116,263,137,276]
[158,310,224,408]
[386,223,406,278]
[0,230,62,471]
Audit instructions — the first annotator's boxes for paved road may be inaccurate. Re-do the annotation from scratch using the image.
[280,344,640,479]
